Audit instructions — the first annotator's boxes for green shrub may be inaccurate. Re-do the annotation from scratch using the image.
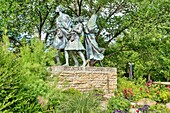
[149,104,170,113]
[107,96,131,113]
[0,35,25,112]
[59,92,101,113]
[0,36,57,112]
[62,88,81,96]
[144,84,170,103]
[117,77,170,104]
[117,77,146,101]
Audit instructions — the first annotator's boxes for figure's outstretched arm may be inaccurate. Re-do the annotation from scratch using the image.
[47,28,58,33]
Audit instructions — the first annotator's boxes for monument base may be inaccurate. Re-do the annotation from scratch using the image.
[48,66,117,93]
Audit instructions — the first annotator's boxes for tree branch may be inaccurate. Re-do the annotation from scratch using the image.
[71,0,78,15]
[95,5,101,14]
[106,1,124,22]
[67,6,78,16]
[35,8,43,39]
[8,37,22,46]
[41,7,51,26]
[105,26,129,48]
[65,0,78,16]
[37,3,51,40]
[77,0,83,16]
[105,45,125,58]
[36,9,42,23]
[96,2,124,41]
[45,14,58,43]
[89,0,93,15]
[35,24,40,32]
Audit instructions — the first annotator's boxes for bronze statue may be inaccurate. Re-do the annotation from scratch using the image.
[83,14,105,65]
[51,6,104,66]
[65,18,86,66]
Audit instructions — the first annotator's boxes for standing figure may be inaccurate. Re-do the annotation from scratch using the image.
[65,17,86,66]
[83,14,105,65]
[52,5,75,66]
[52,27,68,65]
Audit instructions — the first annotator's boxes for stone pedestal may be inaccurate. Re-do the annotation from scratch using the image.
[49,66,117,93]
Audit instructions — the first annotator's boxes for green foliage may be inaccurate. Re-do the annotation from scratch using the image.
[107,96,131,113]
[144,84,170,103]
[117,77,145,101]
[0,36,103,112]
[59,92,101,113]
[103,0,170,81]
[0,35,21,112]
[117,77,170,103]
[62,88,81,96]
[1,0,170,111]
[1,0,170,82]
[149,104,170,113]
[0,35,57,112]
[0,0,59,38]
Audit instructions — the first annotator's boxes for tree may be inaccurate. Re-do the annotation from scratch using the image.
[103,0,170,81]
[0,1,59,42]
[0,0,135,44]
[1,0,170,81]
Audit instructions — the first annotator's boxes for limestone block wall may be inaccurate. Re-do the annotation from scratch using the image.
[49,66,117,93]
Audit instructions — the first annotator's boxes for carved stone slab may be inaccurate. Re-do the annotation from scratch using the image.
[49,66,117,93]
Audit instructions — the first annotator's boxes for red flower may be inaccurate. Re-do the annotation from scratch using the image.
[123,88,134,99]
[136,110,139,112]
[140,88,142,91]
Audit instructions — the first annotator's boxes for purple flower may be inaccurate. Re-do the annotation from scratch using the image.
[144,105,149,107]
[138,108,142,111]
[138,105,150,111]
[113,110,126,113]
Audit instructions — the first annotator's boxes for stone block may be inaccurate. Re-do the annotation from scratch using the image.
[49,66,117,93]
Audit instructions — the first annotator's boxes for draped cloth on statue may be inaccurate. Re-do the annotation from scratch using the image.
[65,23,85,51]
[53,28,68,49]
[84,14,105,60]
[53,11,73,50]
[84,33,104,60]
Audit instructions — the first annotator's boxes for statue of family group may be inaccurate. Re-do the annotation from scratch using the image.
[50,5,105,67]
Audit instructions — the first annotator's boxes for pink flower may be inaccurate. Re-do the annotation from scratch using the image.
[146,80,153,87]
[145,83,148,86]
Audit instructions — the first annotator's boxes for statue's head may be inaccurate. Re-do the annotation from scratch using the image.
[75,16,84,23]
[55,5,64,13]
